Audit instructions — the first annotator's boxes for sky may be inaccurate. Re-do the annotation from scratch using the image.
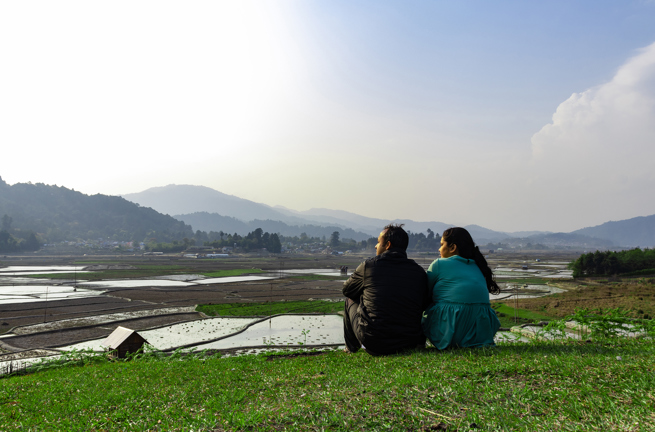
[1,1,655,233]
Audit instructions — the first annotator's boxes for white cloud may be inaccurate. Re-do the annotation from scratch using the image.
[527,41,655,230]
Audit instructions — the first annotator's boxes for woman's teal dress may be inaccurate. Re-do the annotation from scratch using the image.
[422,255,501,349]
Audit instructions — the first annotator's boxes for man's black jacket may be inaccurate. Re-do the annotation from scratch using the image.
[342,248,429,354]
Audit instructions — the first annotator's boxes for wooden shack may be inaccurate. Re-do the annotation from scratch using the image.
[101,326,148,359]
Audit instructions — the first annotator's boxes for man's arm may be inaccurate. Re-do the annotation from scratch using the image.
[342,261,366,301]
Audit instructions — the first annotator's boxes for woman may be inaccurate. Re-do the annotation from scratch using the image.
[422,227,501,349]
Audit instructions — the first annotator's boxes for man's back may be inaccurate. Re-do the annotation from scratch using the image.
[342,248,428,354]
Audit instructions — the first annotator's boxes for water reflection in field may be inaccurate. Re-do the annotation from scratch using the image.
[0,266,86,273]
[59,315,343,352]
[0,285,104,304]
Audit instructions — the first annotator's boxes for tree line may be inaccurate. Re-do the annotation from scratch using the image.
[204,228,282,253]
[569,248,655,277]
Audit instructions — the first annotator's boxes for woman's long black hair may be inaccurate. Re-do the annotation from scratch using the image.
[441,227,500,295]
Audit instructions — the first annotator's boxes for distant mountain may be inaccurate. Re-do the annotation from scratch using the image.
[122,185,290,221]
[121,184,655,249]
[124,185,465,237]
[174,212,372,242]
[123,185,523,242]
[0,177,193,243]
[571,215,655,248]
[517,232,614,249]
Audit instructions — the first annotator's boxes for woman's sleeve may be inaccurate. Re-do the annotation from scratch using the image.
[426,259,439,291]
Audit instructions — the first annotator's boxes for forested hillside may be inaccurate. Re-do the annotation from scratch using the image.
[175,212,372,241]
[0,177,193,243]
[572,215,655,248]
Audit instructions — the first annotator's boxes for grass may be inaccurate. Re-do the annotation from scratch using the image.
[18,268,343,282]
[491,303,554,328]
[288,274,348,281]
[506,280,655,320]
[1,339,654,431]
[21,265,194,281]
[201,269,265,278]
[495,277,548,285]
[197,300,345,317]
[620,269,655,277]
[18,263,263,280]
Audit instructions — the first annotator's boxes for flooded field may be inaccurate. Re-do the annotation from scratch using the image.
[0,266,87,273]
[0,251,580,371]
[0,285,104,304]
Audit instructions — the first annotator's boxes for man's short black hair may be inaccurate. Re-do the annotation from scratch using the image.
[382,223,409,251]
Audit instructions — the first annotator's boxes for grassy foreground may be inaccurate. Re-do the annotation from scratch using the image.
[2,339,654,431]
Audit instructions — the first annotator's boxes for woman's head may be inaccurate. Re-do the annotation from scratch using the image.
[440,227,500,295]
[440,227,476,259]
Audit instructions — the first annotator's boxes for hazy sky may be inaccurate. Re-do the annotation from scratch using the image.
[2,1,655,233]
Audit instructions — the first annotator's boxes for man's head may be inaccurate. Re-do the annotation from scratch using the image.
[375,223,409,255]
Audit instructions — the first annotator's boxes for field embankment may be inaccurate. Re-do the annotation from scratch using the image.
[501,278,655,320]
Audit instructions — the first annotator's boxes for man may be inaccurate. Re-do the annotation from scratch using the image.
[342,224,429,355]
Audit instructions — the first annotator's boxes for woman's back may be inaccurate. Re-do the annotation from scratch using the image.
[428,256,490,304]
[423,255,500,350]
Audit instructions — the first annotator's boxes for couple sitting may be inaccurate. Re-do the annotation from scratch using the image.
[343,224,501,355]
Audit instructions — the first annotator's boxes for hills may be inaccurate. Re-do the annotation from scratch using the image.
[0,177,193,243]
[122,185,512,243]
[1,178,653,249]
[121,184,654,248]
[571,215,655,248]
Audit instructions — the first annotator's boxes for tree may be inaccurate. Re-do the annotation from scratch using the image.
[254,228,263,247]
[1,215,12,232]
[330,231,340,247]
[268,233,282,253]
[0,230,18,252]
[23,232,40,251]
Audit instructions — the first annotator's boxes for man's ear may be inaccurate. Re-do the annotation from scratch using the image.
[385,241,392,251]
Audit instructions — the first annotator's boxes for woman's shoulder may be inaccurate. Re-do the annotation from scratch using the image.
[430,256,471,267]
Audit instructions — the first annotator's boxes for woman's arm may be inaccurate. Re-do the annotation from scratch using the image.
[426,259,439,291]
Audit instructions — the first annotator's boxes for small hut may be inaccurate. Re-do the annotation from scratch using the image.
[102,326,148,359]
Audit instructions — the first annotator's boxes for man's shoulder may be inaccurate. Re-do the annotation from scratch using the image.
[374,252,426,272]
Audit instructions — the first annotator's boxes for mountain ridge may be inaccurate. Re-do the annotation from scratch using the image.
[122,184,655,247]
